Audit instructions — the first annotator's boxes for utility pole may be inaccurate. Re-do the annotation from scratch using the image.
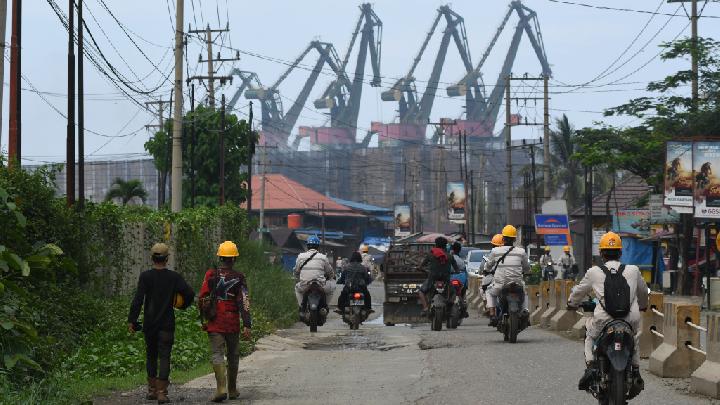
[189,83,196,207]
[170,0,184,213]
[505,75,512,224]
[219,93,226,205]
[691,0,699,107]
[258,145,267,240]
[8,0,20,167]
[0,0,8,145]
[146,98,171,207]
[583,165,593,271]
[247,102,254,212]
[66,0,75,206]
[321,202,326,245]
[77,0,84,208]
[187,23,238,108]
[543,75,550,201]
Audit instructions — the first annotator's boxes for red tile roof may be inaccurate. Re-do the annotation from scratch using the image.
[244,174,362,216]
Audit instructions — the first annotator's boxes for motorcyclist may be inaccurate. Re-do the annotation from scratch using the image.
[293,235,335,317]
[567,231,648,392]
[481,234,504,301]
[360,244,375,275]
[450,241,469,318]
[560,246,577,279]
[417,236,458,316]
[335,251,373,314]
[485,225,530,326]
[540,246,555,281]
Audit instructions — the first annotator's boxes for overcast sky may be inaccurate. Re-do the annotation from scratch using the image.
[5,0,720,164]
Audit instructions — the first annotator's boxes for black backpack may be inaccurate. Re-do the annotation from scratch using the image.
[599,264,631,318]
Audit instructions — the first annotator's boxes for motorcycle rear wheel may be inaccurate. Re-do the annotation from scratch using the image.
[309,311,319,333]
[431,310,443,331]
[447,305,460,329]
[609,368,627,405]
[508,312,519,343]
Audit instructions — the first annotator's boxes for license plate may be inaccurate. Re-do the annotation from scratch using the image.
[614,342,622,351]
[350,300,364,305]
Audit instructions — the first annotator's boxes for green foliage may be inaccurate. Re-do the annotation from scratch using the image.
[104,178,148,205]
[144,106,254,206]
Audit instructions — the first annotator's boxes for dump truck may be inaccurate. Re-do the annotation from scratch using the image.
[381,242,433,326]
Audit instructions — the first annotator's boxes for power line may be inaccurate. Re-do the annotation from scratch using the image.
[545,0,720,19]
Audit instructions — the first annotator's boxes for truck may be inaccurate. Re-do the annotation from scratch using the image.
[381,242,433,326]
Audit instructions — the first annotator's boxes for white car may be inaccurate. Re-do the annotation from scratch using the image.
[466,249,490,276]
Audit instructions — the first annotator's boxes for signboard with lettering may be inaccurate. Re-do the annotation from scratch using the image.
[664,141,694,207]
[693,141,720,218]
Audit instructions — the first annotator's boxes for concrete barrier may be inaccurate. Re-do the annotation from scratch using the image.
[526,285,540,318]
[468,276,483,310]
[691,313,720,398]
[639,292,664,359]
[649,302,706,378]
[539,280,562,328]
[550,280,581,331]
[530,281,549,325]
[571,311,588,339]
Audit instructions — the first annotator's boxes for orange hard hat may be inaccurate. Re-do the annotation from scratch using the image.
[491,234,504,247]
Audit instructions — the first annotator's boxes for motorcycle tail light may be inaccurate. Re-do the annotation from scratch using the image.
[435,281,445,288]
[353,292,363,300]
[451,279,461,286]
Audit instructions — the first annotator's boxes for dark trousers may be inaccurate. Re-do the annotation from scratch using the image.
[337,285,371,310]
[145,329,174,380]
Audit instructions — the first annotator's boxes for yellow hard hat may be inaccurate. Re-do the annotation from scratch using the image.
[599,232,622,250]
[501,225,517,238]
[491,234,504,246]
[361,245,369,253]
[544,246,550,252]
[217,240,239,257]
[563,246,570,252]
[173,293,184,309]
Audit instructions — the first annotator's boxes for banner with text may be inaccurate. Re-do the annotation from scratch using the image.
[664,141,694,207]
[693,141,720,218]
[612,209,650,237]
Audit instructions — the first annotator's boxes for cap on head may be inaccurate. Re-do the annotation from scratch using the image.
[502,225,517,238]
[360,245,369,253]
[151,242,170,257]
[599,232,622,250]
[491,234,504,247]
[217,240,239,257]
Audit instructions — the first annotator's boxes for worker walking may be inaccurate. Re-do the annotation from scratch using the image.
[199,241,253,402]
[128,243,195,404]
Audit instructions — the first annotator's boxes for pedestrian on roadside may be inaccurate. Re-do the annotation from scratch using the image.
[198,241,253,403]
[128,242,195,404]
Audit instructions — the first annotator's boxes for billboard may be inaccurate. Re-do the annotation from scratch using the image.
[664,141,693,207]
[534,214,570,235]
[649,194,680,224]
[612,209,650,237]
[393,204,412,237]
[544,234,570,246]
[693,141,720,218]
[447,182,466,221]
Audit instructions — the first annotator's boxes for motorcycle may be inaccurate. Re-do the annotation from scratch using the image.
[577,300,643,405]
[301,281,328,333]
[427,280,456,331]
[342,288,370,330]
[543,261,557,281]
[496,282,529,343]
[449,278,466,328]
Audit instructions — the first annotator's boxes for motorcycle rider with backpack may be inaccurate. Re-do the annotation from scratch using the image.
[293,235,335,318]
[417,236,459,316]
[335,251,373,314]
[568,231,648,394]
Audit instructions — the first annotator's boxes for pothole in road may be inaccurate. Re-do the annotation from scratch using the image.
[303,333,405,352]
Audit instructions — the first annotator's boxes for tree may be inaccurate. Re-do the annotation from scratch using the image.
[144,105,255,207]
[548,115,583,209]
[104,178,148,205]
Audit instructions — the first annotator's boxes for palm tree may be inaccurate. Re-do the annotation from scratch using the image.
[549,114,582,208]
[105,178,148,205]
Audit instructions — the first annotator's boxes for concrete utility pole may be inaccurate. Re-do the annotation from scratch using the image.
[8,0,19,166]
[188,23,238,108]
[0,0,7,144]
[146,98,171,207]
[543,75,550,201]
[189,83,196,207]
[66,0,75,207]
[77,0,85,208]
[691,0,699,106]
[258,145,267,241]
[170,0,184,213]
[219,94,226,205]
[247,102,254,212]
[505,75,512,224]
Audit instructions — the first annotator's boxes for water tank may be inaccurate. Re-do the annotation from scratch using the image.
[288,214,303,230]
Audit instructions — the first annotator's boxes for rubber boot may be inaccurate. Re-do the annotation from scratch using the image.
[155,379,170,404]
[227,358,239,400]
[211,364,228,402]
[146,377,158,400]
[578,361,597,391]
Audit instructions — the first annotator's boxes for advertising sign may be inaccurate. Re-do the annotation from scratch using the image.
[534,214,570,235]
[447,182,466,221]
[393,204,412,237]
[544,234,570,246]
[693,141,720,218]
[649,194,679,224]
[612,209,650,237]
[664,141,694,207]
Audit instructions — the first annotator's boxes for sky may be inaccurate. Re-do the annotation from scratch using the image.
[5,0,720,164]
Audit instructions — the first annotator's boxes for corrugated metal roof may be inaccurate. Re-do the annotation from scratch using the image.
[329,196,391,213]
[570,174,652,217]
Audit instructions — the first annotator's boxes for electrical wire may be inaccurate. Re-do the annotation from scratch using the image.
[544,0,720,19]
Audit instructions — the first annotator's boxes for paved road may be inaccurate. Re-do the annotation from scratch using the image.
[99,284,719,404]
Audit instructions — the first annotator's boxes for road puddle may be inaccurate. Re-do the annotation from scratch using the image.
[303,332,404,352]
